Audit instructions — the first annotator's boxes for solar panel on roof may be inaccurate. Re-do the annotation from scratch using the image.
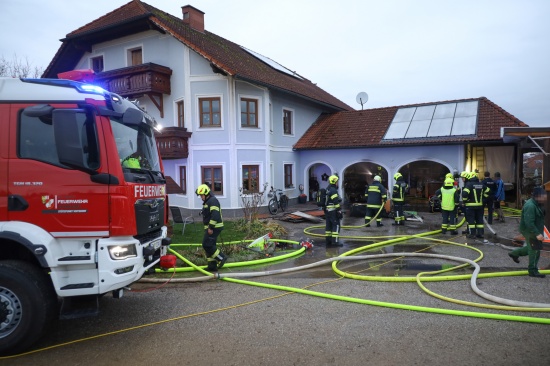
[427,117,453,137]
[451,116,477,135]
[383,101,478,140]
[406,119,431,138]
[385,121,409,139]
[412,105,435,120]
[240,46,303,80]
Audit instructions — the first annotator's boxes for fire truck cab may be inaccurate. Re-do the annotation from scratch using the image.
[0,76,170,355]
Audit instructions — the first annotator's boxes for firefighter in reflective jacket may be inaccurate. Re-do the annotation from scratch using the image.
[435,178,460,234]
[392,172,408,226]
[462,172,490,239]
[325,175,343,247]
[459,171,470,234]
[365,175,387,227]
[196,184,228,271]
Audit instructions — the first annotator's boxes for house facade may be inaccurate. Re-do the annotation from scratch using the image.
[44,1,529,214]
[44,1,351,217]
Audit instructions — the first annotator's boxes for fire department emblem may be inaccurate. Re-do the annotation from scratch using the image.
[42,195,54,209]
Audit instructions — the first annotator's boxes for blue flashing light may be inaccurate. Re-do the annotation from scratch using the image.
[79,83,107,94]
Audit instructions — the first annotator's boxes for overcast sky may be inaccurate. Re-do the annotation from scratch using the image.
[2,0,549,127]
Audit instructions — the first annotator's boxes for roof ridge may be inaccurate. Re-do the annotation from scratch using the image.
[66,1,144,37]
[45,1,353,111]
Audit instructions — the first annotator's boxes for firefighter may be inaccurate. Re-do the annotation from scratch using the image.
[435,178,460,234]
[324,175,343,247]
[365,175,387,227]
[462,172,490,239]
[392,172,408,226]
[459,171,470,234]
[196,184,228,271]
[481,171,497,224]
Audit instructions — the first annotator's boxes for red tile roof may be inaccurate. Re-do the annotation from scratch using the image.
[294,97,528,150]
[43,0,352,111]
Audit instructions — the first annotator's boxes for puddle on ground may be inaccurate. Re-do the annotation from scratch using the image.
[220,237,471,279]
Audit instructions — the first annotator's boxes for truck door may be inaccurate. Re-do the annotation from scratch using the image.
[7,104,110,237]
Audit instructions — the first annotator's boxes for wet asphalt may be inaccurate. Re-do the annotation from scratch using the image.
[4,204,550,366]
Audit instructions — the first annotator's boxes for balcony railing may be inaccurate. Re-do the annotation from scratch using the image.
[95,63,172,97]
[155,127,192,160]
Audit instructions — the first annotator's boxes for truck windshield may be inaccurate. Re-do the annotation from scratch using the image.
[111,118,161,172]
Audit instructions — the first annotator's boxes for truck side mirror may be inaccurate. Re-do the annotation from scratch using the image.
[122,108,143,125]
[52,109,96,174]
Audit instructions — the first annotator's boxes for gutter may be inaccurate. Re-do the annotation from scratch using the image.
[234,75,350,112]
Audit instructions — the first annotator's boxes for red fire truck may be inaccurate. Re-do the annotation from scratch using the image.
[0,74,170,354]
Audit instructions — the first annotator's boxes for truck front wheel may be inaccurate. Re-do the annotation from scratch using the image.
[0,260,57,356]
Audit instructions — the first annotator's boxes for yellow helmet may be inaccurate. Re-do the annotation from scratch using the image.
[444,178,454,186]
[195,184,211,196]
[468,172,478,179]
[460,171,469,179]
[374,175,381,182]
[445,173,453,179]
[394,172,402,180]
[329,175,339,184]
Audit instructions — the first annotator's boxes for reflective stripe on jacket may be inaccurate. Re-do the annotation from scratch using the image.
[439,186,459,211]
[202,194,224,230]
[365,182,387,208]
[462,178,489,207]
[392,179,408,203]
[325,184,341,211]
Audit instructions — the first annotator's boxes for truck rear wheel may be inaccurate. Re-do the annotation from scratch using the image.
[0,260,57,355]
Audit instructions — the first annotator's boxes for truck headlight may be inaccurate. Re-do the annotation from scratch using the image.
[108,244,137,260]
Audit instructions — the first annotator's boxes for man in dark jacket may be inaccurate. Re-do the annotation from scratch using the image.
[196,184,228,271]
[481,171,497,224]
[365,175,387,227]
[509,186,547,278]
[494,172,506,222]
[392,172,408,226]
[324,175,343,246]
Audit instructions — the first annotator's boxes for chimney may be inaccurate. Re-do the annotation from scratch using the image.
[182,5,205,33]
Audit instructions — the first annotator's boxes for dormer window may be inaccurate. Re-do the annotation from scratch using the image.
[91,56,104,73]
[128,47,142,66]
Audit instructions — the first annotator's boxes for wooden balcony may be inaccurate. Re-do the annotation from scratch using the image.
[95,63,172,117]
[95,63,172,96]
[155,127,192,160]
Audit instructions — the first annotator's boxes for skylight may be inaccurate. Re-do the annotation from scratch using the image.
[241,46,303,80]
[383,101,479,140]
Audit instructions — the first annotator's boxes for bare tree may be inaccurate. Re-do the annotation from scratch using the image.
[239,182,269,222]
[0,54,44,78]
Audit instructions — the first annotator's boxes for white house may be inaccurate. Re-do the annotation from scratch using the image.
[44,1,352,216]
[44,1,530,214]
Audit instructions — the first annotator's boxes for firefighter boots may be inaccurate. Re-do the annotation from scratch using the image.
[207,261,218,272]
[216,253,228,269]
[331,238,343,247]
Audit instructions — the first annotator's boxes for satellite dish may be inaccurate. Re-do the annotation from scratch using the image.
[356,92,368,110]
